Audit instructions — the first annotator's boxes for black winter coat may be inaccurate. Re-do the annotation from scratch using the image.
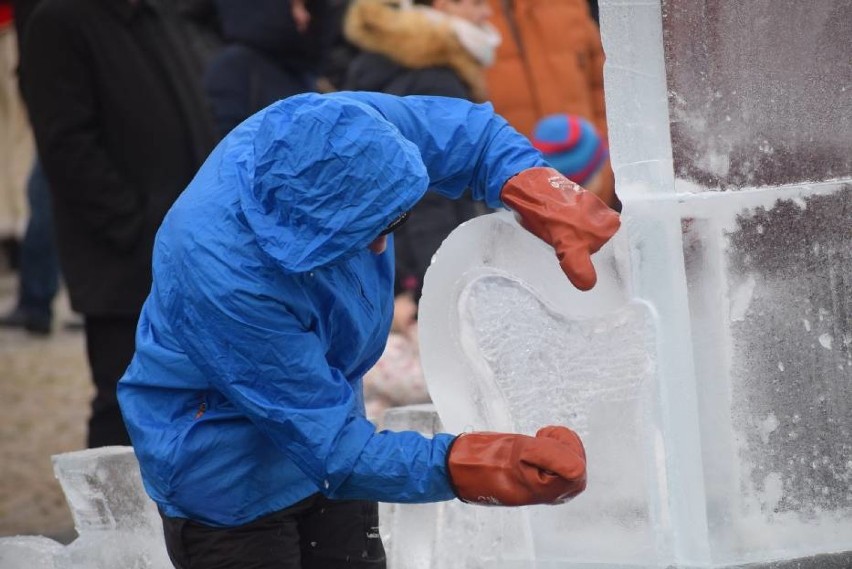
[204,0,319,138]
[22,0,217,315]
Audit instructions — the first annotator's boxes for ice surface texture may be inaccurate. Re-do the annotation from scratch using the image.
[678,185,852,564]
[662,0,851,189]
[0,536,63,569]
[460,274,653,436]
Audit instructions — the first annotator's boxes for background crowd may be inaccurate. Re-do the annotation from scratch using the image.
[0,0,613,446]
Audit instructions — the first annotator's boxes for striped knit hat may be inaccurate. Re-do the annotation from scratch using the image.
[531,114,609,186]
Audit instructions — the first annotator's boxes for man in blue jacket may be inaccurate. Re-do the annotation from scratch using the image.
[118,91,620,568]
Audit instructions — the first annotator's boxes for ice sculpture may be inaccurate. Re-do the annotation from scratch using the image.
[410,0,851,567]
[419,213,660,566]
[0,447,172,569]
[0,2,848,567]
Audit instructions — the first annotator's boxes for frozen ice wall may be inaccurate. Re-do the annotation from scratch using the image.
[662,0,851,189]
[0,447,171,569]
[412,0,852,567]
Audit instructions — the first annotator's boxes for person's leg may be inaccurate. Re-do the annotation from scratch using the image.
[159,497,316,569]
[299,496,386,569]
[18,160,59,331]
[84,314,138,447]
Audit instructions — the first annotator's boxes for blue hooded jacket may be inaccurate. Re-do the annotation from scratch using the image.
[117,92,545,526]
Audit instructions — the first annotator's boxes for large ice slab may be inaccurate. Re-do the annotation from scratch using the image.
[415,181,850,567]
[677,184,852,565]
[420,212,662,566]
[662,0,851,189]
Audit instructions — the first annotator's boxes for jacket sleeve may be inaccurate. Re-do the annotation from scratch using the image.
[21,8,145,251]
[334,91,548,209]
[170,269,456,504]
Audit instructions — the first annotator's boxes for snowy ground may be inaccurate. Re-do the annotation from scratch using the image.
[0,271,90,543]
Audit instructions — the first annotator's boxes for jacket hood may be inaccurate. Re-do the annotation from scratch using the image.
[240,94,430,273]
[344,0,488,101]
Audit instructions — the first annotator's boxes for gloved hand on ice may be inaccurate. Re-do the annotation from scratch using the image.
[501,167,621,290]
[446,425,587,506]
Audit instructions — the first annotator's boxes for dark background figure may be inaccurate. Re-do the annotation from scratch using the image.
[175,0,223,70]
[314,0,360,92]
[0,160,58,334]
[1,0,222,336]
[203,0,328,137]
[343,0,498,301]
[0,0,59,335]
[20,0,218,447]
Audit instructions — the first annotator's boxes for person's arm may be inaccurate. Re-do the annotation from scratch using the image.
[334,91,621,290]
[22,8,145,251]
[333,91,547,209]
[170,273,456,504]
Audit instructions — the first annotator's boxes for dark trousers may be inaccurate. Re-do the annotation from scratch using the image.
[18,160,59,320]
[160,494,386,569]
[84,314,138,447]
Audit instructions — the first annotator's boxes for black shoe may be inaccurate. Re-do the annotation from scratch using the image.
[26,314,52,335]
[0,307,28,328]
[0,306,52,335]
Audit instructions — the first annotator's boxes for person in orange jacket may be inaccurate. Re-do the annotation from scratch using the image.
[485,0,608,140]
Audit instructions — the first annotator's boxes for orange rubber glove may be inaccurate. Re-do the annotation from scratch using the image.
[447,426,587,506]
[501,167,621,290]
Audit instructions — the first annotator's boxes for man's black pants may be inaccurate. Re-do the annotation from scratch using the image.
[160,494,386,568]
[84,314,137,448]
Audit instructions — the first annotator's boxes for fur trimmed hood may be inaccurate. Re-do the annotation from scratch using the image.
[344,0,491,101]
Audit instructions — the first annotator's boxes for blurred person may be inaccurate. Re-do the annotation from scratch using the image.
[20,0,217,447]
[0,1,34,263]
[203,0,328,138]
[485,0,608,140]
[309,0,361,92]
[485,0,621,211]
[174,0,223,71]
[0,0,60,335]
[117,91,620,568]
[531,113,620,212]
[344,0,500,301]
[0,161,58,334]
